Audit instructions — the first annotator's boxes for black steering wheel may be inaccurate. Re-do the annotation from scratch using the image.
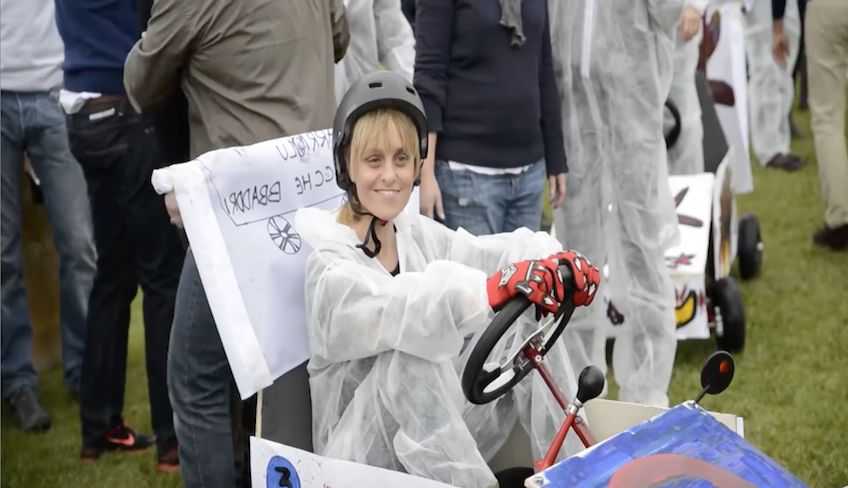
[462,264,575,405]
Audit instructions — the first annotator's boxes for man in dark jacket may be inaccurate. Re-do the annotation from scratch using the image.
[124,1,348,486]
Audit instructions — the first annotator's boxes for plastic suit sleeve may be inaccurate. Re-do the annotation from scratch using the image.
[305,246,491,364]
[374,0,415,82]
[412,0,453,132]
[419,217,565,276]
[124,0,193,112]
[647,0,687,38]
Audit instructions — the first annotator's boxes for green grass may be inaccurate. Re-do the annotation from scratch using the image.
[1,309,181,488]
[3,109,847,487]
[663,107,848,488]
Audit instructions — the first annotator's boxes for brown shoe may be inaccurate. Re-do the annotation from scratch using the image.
[813,224,848,250]
[766,153,804,171]
[156,440,180,473]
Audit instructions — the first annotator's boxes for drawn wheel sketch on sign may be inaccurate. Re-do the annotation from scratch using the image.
[267,215,302,254]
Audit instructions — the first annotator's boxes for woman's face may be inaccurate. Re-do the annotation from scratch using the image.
[349,118,416,221]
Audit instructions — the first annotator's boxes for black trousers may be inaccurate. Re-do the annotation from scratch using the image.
[69,99,184,455]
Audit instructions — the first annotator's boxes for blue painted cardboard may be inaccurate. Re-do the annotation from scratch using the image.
[538,402,808,487]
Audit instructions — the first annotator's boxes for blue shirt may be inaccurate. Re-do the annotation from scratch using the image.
[55,0,140,95]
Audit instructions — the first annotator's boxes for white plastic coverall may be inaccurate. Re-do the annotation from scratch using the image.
[745,0,801,165]
[334,0,415,102]
[668,0,707,175]
[549,0,681,407]
[296,207,583,488]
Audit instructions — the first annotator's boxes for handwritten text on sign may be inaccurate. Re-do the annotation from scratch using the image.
[204,129,342,226]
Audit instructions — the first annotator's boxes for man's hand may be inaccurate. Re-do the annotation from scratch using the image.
[164,192,183,229]
[548,173,567,208]
[419,172,445,221]
[678,5,702,42]
[419,133,445,221]
[772,20,790,70]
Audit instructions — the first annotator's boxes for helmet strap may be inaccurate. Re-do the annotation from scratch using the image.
[348,188,388,259]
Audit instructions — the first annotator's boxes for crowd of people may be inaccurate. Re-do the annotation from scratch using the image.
[1,0,845,486]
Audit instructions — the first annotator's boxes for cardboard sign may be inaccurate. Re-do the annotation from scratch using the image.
[705,3,754,194]
[250,437,455,488]
[666,173,714,340]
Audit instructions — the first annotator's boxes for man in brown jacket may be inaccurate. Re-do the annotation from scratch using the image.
[124,1,348,486]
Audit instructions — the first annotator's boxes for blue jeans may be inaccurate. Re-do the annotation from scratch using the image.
[435,159,546,235]
[436,160,546,236]
[169,250,243,487]
[1,90,96,398]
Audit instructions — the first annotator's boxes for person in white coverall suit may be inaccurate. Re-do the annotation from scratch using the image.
[297,72,601,487]
[334,0,415,102]
[668,0,707,175]
[746,0,804,170]
[549,0,682,407]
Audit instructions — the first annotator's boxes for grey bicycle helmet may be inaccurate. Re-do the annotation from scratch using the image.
[333,71,429,191]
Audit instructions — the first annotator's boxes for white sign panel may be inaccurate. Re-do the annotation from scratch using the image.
[603,173,715,340]
[250,437,456,488]
[706,3,754,194]
[152,129,418,398]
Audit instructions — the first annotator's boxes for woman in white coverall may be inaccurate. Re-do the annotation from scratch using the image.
[549,0,681,407]
[295,72,601,487]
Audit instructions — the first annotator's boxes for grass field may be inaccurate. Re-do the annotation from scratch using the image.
[2,108,847,487]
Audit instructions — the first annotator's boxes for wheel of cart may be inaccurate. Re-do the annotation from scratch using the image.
[710,275,746,352]
[736,213,763,280]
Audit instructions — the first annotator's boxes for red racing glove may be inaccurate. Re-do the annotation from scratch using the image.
[487,259,564,315]
[547,250,601,307]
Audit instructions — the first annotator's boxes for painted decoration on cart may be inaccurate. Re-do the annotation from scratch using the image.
[531,403,808,488]
[603,172,715,340]
[713,158,737,280]
[666,173,714,340]
[151,130,418,398]
[251,437,454,488]
[704,3,754,194]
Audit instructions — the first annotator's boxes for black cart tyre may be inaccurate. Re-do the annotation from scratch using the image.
[737,213,762,280]
[714,277,745,352]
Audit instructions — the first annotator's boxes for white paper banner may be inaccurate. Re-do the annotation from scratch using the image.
[153,129,419,399]
[250,437,456,488]
[706,3,754,194]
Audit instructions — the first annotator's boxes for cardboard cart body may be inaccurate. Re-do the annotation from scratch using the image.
[603,154,760,352]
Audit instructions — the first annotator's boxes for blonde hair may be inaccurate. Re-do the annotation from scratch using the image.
[338,108,421,225]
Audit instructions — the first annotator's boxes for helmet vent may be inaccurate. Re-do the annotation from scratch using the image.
[368,82,383,89]
[406,87,416,95]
